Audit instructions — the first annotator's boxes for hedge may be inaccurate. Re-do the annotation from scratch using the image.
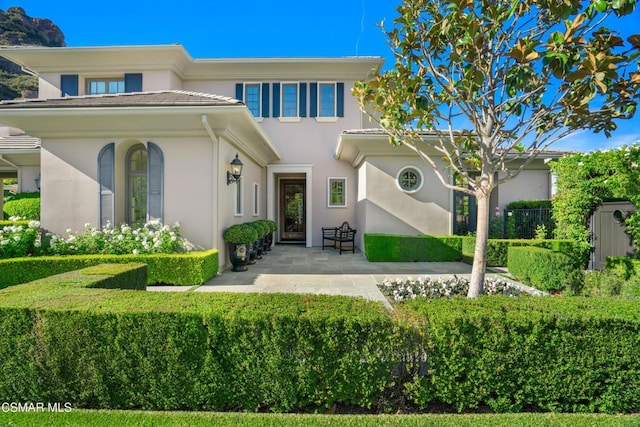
[403,297,640,413]
[365,233,589,268]
[0,279,638,413]
[0,249,218,289]
[80,263,147,291]
[364,234,462,262]
[0,281,400,412]
[507,247,582,293]
[2,192,40,220]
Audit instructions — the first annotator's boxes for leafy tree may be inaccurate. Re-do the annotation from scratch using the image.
[354,0,640,297]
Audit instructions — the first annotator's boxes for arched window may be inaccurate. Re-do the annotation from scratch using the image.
[98,141,163,227]
[127,144,148,224]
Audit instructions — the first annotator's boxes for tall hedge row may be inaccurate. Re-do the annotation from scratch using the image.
[0,249,218,289]
[404,297,640,413]
[507,247,583,292]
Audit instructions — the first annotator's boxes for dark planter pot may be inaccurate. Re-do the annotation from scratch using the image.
[265,232,273,251]
[254,239,263,260]
[228,242,249,272]
[247,242,257,265]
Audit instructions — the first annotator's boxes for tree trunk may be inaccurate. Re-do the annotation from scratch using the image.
[467,192,490,298]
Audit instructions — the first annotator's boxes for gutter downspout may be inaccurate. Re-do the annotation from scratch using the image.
[201,115,220,254]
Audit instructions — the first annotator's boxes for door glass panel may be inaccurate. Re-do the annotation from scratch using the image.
[281,181,305,241]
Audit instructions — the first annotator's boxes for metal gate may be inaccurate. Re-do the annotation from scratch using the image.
[590,201,636,269]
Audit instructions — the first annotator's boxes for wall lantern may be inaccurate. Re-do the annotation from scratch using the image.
[227,154,243,185]
[35,173,41,191]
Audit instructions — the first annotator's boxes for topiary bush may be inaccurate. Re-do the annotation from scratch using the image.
[223,224,258,244]
[507,247,583,293]
[3,192,40,220]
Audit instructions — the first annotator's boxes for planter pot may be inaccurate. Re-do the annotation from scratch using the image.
[247,242,257,265]
[265,232,273,251]
[254,238,264,259]
[228,242,249,272]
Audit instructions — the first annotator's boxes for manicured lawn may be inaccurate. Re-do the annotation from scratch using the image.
[1,411,639,426]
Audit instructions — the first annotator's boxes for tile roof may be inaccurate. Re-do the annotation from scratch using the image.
[0,134,41,150]
[0,90,242,109]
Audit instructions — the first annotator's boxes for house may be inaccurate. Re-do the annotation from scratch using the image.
[0,44,559,267]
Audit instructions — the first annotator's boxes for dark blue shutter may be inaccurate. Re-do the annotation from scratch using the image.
[98,143,115,228]
[235,83,243,101]
[337,82,345,118]
[272,83,280,118]
[60,74,78,97]
[261,83,270,117]
[299,83,307,117]
[147,142,164,222]
[309,82,318,117]
[124,73,143,92]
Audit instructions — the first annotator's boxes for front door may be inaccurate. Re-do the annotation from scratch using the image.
[280,180,306,241]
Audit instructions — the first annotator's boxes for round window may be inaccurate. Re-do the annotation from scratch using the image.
[613,209,624,224]
[396,166,424,193]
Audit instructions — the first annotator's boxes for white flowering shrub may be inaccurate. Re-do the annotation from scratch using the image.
[378,275,521,303]
[0,217,41,259]
[44,220,196,256]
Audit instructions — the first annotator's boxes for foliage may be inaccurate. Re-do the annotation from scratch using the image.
[0,249,218,288]
[403,296,640,413]
[364,233,462,262]
[507,247,583,293]
[378,275,521,303]
[506,200,553,210]
[44,220,195,256]
[551,144,640,249]
[223,223,258,244]
[354,0,640,296]
[0,219,40,259]
[2,192,40,220]
[248,221,268,238]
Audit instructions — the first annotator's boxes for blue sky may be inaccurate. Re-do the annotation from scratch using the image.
[4,0,639,152]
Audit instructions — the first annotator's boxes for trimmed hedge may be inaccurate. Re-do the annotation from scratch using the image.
[0,282,399,412]
[2,192,40,220]
[507,247,582,292]
[364,233,462,262]
[365,233,589,268]
[80,263,147,290]
[0,220,30,228]
[0,249,218,289]
[403,297,640,413]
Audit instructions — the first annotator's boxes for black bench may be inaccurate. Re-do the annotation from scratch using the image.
[322,221,357,254]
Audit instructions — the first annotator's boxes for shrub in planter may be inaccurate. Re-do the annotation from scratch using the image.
[223,224,258,272]
[248,222,268,258]
[260,219,277,251]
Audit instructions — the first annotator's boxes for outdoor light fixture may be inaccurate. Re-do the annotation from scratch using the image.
[34,173,41,191]
[227,154,243,185]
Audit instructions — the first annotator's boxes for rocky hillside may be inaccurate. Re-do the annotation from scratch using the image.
[0,7,65,100]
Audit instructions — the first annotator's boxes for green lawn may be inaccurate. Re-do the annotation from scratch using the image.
[1,411,639,426]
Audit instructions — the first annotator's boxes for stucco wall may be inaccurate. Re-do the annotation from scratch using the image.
[358,158,451,238]
[497,168,551,209]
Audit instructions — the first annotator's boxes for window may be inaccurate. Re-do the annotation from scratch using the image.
[319,83,336,117]
[281,83,298,117]
[244,83,261,117]
[127,145,148,224]
[87,78,125,95]
[235,177,244,216]
[253,182,259,216]
[327,177,347,208]
[396,166,424,193]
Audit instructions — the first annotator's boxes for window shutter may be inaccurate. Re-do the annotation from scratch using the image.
[147,142,164,222]
[299,82,307,117]
[98,143,115,228]
[272,83,280,118]
[235,83,243,101]
[60,74,79,97]
[309,82,318,117]
[261,82,270,117]
[124,73,143,92]
[337,82,345,117]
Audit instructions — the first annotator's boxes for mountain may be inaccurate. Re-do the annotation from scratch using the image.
[0,7,65,100]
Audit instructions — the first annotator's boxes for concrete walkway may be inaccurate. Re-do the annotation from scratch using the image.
[188,244,476,307]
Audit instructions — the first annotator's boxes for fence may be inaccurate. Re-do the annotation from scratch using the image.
[498,208,554,239]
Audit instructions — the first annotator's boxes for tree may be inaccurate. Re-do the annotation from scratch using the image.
[354,0,640,297]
